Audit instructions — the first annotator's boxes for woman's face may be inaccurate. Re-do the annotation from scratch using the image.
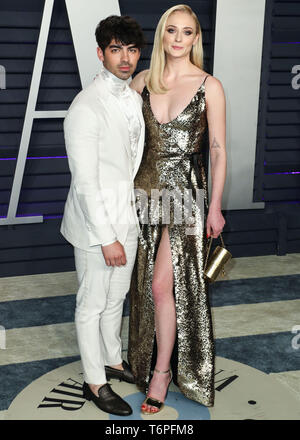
[163,11,199,59]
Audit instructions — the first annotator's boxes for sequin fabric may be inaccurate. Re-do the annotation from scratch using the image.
[128,75,215,407]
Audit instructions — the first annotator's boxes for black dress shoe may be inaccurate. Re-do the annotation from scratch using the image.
[82,382,132,416]
[105,360,135,384]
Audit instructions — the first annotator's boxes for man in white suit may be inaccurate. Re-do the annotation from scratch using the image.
[61,16,146,416]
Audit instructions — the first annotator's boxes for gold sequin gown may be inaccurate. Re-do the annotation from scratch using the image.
[128,75,215,407]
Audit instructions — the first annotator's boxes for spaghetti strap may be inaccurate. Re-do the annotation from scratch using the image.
[202,75,210,86]
[141,86,147,100]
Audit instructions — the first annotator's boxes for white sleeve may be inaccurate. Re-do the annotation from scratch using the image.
[101,239,117,247]
[63,104,116,246]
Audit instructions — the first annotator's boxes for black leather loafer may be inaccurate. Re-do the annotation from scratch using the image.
[105,360,135,384]
[82,382,132,416]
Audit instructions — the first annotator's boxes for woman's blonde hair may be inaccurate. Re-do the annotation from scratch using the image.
[146,4,203,94]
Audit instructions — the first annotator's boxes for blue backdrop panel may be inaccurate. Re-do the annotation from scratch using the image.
[0,0,299,277]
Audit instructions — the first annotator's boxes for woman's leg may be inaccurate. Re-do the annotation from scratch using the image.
[142,227,177,413]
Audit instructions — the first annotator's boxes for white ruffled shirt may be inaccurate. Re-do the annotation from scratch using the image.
[99,63,141,168]
[97,63,141,246]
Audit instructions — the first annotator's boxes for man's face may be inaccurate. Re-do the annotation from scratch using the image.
[97,39,141,80]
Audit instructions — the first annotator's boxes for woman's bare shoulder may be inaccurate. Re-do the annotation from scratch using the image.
[204,74,226,108]
[189,68,223,91]
[130,69,149,95]
[205,74,224,93]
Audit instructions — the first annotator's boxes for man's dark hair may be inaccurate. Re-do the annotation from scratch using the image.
[95,15,146,52]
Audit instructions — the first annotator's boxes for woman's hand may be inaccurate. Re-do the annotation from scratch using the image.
[206,207,225,238]
[129,69,148,94]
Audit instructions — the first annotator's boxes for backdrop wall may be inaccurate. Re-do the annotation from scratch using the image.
[0,0,299,277]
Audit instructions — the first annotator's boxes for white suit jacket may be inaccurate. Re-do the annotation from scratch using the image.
[60,73,145,251]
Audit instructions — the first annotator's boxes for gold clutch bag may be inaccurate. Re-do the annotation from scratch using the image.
[204,233,232,283]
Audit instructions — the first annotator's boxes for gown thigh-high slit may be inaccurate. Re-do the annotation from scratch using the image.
[128,75,215,407]
[151,226,176,367]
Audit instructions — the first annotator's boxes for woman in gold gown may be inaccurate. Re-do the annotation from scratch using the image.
[128,4,226,414]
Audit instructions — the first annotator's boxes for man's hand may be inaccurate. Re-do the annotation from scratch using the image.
[101,241,127,267]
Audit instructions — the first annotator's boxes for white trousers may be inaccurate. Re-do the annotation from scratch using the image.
[74,224,138,385]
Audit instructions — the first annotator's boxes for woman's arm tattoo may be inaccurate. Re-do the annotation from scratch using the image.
[211,137,221,149]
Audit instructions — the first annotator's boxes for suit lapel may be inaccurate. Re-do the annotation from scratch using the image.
[132,92,145,178]
[94,74,145,177]
[107,94,132,160]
